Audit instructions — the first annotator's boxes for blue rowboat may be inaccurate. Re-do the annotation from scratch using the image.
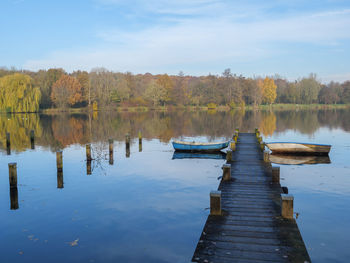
[172,140,230,152]
[172,151,226,160]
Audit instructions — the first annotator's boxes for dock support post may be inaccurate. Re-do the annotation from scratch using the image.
[138,131,142,152]
[222,164,231,181]
[86,144,92,161]
[233,135,237,143]
[272,166,280,183]
[281,194,294,219]
[260,141,265,151]
[210,191,222,215]
[56,151,63,172]
[8,163,17,188]
[263,150,270,162]
[6,132,11,155]
[226,150,233,162]
[230,141,236,151]
[109,139,114,165]
[30,130,35,149]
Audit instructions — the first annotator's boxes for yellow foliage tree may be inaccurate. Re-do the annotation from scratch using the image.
[0,73,41,112]
[262,77,277,105]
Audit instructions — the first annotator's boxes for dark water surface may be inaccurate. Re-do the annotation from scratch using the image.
[1,109,350,263]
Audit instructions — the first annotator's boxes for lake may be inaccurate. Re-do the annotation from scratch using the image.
[1,109,350,263]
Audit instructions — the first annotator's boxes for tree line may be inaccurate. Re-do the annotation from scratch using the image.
[0,67,350,112]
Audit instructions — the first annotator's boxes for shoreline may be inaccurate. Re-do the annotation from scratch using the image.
[1,103,349,114]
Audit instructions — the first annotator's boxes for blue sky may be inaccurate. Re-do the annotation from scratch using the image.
[1,0,350,82]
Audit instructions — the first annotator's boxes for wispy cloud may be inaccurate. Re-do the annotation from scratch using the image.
[23,1,350,81]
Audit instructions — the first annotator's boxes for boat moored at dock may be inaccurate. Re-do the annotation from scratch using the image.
[266,142,331,155]
[172,140,230,152]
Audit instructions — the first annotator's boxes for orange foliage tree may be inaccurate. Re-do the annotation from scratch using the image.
[51,75,83,109]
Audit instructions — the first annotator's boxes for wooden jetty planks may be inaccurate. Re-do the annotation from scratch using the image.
[192,133,311,263]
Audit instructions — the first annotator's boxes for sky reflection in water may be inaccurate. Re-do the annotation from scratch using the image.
[0,110,350,263]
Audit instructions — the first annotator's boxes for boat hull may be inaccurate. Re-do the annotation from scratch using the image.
[172,141,230,152]
[266,142,331,155]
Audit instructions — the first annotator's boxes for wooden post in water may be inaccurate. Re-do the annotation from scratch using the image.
[226,150,233,162]
[281,194,294,219]
[109,139,114,165]
[56,151,63,172]
[230,141,236,151]
[8,163,18,209]
[263,150,270,162]
[272,166,280,183]
[30,130,35,149]
[86,144,92,161]
[125,134,130,158]
[57,170,63,189]
[222,164,231,181]
[8,163,17,188]
[87,160,92,175]
[6,132,11,155]
[210,191,222,215]
[56,151,64,188]
[138,131,142,152]
[10,187,19,210]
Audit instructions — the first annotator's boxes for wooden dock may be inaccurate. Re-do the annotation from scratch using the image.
[192,133,311,263]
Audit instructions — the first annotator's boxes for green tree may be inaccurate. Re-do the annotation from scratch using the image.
[297,74,321,104]
[0,73,41,112]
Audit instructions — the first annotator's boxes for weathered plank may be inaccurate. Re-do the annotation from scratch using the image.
[192,133,311,263]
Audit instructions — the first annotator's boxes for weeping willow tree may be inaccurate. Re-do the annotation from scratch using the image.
[0,73,41,112]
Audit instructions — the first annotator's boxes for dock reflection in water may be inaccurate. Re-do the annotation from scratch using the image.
[270,154,331,165]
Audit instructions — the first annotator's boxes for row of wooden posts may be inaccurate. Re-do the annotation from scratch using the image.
[209,128,295,220]
[6,132,143,210]
[4,130,143,156]
[5,130,35,155]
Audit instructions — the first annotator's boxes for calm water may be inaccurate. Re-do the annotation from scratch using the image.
[1,109,350,263]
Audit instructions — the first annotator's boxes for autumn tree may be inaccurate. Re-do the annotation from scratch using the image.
[72,70,90,106]
[51,75,83,109]
[144,80,166,106]
[156,74,173,105]
[34,68,65,108]
[0,73,41,112]
[261,77,277,105]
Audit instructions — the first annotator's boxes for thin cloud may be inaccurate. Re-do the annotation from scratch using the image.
[23,3,350,81]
